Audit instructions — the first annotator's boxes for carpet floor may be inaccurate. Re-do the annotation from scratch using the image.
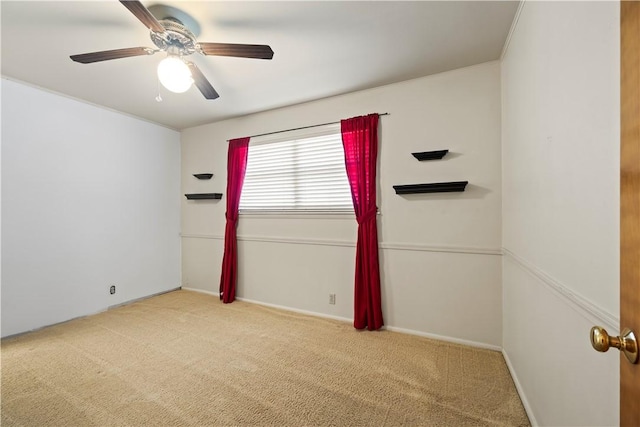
[1,290,529,426]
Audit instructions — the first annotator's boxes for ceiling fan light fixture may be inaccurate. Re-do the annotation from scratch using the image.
[70,1,274,101]
[157,56,193,93]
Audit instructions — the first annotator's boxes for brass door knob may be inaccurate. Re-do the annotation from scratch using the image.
[590,326,639,364]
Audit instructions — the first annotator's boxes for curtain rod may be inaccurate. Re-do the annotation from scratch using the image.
[228,113,389,141]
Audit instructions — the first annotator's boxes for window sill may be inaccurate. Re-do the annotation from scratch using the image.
[239,210,356,220]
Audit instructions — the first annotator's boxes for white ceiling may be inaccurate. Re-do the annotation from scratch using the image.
[1,1,519,130]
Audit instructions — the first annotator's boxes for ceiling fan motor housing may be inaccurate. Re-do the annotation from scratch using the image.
[151,19,197,56]
[69,1,272,101]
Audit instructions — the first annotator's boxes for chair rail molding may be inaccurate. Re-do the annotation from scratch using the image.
[382,242,501,256]
[181,233,501,255]
[502,247,619,331]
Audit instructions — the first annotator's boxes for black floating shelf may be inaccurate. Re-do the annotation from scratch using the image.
[193,173,213,180]
[393,181,468,195]
[411,150,449,161]
[185,193,223,200]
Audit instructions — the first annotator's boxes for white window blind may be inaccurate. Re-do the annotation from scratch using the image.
[240,127,353,212]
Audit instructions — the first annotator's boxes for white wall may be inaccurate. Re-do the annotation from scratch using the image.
[182,61,503,348]
[501,2,620,425]
[1,79,181,337]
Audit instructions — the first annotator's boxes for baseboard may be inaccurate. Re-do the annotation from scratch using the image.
[107,287,181,309]
[241,299,502,351]
[3,287,182,340]
[235,296,354,324]
[1,312,98,340]
[181,287,220,297]
[384,325,502,352]
[180,289,351,323]
[180,288,501,351]
[180,288,352,323]
[502,348,538,426]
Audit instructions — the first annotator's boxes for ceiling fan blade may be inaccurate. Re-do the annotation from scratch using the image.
[199,43,274,60]
[186,62,220,100]
[70,47,154,64]
[119,0,165,33]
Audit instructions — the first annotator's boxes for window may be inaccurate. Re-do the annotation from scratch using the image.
[240,125,353,213]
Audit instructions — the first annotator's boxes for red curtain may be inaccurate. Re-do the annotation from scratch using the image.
[341,114,384,330]
[219,137,250,303]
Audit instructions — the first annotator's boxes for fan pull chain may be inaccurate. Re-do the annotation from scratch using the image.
[155,75,163,102]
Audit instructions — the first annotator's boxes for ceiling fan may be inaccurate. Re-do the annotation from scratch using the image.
[70,0,274,100]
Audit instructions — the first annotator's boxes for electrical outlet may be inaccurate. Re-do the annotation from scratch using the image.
[329,293,336,305]
[110,285,116,295]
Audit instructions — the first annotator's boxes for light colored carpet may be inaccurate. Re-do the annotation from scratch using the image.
[1,290,529,426]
